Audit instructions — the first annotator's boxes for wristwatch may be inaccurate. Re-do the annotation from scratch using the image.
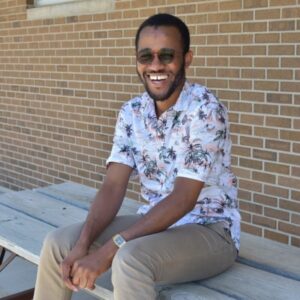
[112,234,127,248]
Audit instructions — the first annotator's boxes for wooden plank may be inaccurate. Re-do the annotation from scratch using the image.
[0,204,55,264]
[0,190,87,228]
[157,283,234,299]
[199,263,300,300]
[34,182,97,209]
[85,285,113,300]
[239,232,300,281]
[35,182,141,215]
[87,270,233,300]
[82,259,300,300]
[0,204,114,299]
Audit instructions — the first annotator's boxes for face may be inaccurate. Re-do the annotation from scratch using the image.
[136,26,192,103]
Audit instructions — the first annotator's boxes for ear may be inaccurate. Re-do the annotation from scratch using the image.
[184,50,193,69]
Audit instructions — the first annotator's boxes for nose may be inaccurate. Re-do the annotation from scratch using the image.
[148,54,164,71]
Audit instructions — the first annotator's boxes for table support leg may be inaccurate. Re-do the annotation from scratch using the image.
[0,288,35,300]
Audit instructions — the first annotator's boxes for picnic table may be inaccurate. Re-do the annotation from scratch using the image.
[0,182,299,300]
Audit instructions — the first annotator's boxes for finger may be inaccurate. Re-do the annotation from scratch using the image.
[61,262,79,292]
[78,277,88,290]
[86,276,96,290]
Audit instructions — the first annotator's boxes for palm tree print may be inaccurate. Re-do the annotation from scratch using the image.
[172,112,181,128]
[131,101,141,113]
[158,146,177,163]
[214,129,226,141]
[119,145,131,157]
[125,124,133,137]
[216,104,226,123]
[198,110,207,121]
[184,141,211,170]
[167,147,176,160]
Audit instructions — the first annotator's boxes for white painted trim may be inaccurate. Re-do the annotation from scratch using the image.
[27,0,114,20]
[35,0,80,7]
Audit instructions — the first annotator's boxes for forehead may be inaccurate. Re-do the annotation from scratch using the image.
[137,26,182,51]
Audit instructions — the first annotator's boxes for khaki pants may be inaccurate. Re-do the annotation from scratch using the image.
[33,215,237,300]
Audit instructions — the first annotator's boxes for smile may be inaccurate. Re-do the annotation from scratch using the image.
[148,74,168,81]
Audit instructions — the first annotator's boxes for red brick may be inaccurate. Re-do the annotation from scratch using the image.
[280,199,300,213]
[265,207,290,221]
[291,191,300,201]
[280,130,300,142]
[279,222,300,236]
[239,179,262,192]
[253,215,277,229]
[266,116,291,128]
[278,176,300,190]
[240,200,263,214]
[255,9,281,20]
[292,214,300,225]
[241,223,263,236]
[291,237,300,248]
[264,185,289,198]
[264,230,289,244]
[252,171,276,184]
[270,20,295,31]
[265,139,290,152]
[255,33,280,43]
[254,193,278,207]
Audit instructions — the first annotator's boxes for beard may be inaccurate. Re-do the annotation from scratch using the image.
[138,63,186,102]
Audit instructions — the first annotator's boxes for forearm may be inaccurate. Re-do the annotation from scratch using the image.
[76,184,124,249]
[75,163,132,250]
[120,177,204,242]
[120,195,189,241]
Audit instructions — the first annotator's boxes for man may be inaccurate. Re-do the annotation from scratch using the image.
[33,13,240,300]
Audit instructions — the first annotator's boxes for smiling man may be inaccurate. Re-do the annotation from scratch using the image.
[33,14,240,300]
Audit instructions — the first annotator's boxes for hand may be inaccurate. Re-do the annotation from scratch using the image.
[70,240,118,291]
[61,244,88,292]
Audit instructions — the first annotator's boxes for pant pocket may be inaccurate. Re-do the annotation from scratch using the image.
[206,222,233,245]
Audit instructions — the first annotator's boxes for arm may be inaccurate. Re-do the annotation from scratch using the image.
[68,176,204,291]
[61,162,132,291]
[120,176,204,242]
[75,163,133,249]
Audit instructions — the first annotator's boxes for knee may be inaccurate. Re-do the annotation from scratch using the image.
[111,240,154,282]
[41,229,69,261]
[112,242,140,274]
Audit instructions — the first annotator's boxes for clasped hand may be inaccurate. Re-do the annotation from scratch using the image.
[61,241,117,291]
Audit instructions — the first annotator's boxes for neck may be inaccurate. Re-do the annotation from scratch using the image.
[155,81,184,117]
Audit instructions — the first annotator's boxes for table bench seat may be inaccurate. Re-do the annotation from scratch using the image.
[0,182,299,300]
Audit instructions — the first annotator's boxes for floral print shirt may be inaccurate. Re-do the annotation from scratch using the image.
[107,82,240,249]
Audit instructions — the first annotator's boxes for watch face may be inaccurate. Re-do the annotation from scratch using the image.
[116,236,123,244]
[113,234,126,247]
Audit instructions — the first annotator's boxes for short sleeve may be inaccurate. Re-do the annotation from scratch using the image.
[106,105,136,169]
[177,100,227,183]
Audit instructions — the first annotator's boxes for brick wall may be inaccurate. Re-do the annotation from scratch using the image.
[0,0,299,247]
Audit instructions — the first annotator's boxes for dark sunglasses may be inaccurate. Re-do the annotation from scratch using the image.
[137,48,177,65]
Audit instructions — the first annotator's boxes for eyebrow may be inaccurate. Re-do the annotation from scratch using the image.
[137,48,175,54]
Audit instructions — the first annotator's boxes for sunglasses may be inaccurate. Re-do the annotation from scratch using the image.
[137,48,177,65]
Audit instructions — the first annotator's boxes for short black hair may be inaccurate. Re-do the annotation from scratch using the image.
[135,13,190,54]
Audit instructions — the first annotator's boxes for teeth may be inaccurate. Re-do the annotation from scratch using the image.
[149,74,168,81]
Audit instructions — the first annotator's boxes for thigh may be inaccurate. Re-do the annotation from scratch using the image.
[46,214,142,254]
[46,221,85,253]
[121,222,237,285]
[91,214,142,249]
